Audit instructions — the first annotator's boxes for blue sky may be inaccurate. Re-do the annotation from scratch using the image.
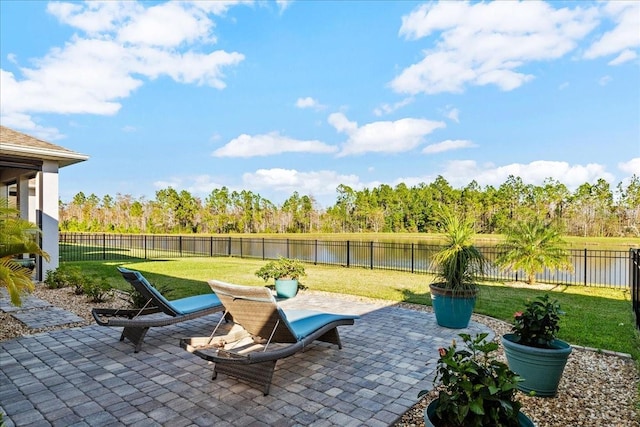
[1,0,639,208]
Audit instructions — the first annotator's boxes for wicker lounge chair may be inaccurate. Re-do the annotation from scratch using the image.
[92,267,224,353]
[180,279,359,395]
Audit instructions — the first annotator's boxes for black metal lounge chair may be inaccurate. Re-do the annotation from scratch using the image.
[180,279,359,395]
[92,267,224,353]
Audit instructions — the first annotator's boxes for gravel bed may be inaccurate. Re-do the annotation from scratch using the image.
[1,287,638,426]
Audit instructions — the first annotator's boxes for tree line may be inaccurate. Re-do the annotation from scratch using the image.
[59,174,640,237]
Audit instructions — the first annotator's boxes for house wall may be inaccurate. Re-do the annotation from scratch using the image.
[38,161,60,279]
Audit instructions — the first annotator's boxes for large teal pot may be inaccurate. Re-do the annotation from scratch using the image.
[274,279,299,298]
[424,398,535,426]
[429,284,477,329]
[502,333,572,397]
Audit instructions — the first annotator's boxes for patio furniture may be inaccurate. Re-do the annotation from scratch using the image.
[180,279,359,395]
[92,267,224,352]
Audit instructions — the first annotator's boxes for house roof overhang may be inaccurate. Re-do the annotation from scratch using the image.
[0,126,89,169]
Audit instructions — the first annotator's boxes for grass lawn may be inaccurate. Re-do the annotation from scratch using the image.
[66,256,639,358]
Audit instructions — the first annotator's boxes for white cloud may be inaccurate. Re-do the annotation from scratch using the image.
[445,107,459,123]
[329,112,445,156]
[117,2,215,47]
[608,49,638,66]
[327,112,358,134]
[153,174,223,196]
[619,158,640,175]
[422,139,475,154]
[243,168,363,201]
[584,1,640,62]
[276,0,294,13]
[122,125,137,133]
[598,75,612,86]
[212,132,338,157]
[373,97,414,116]
[1,1,244,135]
[439,160,615,190]
[392,1,599,94]
[295,96,325,110]
[0,112,64,141]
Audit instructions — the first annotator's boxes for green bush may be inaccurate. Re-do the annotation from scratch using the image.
[82,275,112,303]
[44,265,83,290]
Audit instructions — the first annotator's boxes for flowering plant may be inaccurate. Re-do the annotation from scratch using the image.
[419,333,523,427]
[512,294,564,348]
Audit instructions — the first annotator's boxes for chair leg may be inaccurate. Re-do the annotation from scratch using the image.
[316,328,342,349]
[213,360,278,395]
[121,326,150,353]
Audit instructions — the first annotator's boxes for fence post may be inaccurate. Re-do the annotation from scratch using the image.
[346,240,350,268]
[262,238,265,260]
[240,238,243,258]
[102,233,106,260]
[228,236,231,256]
[287,239,290,258]
[584,248,588,287]
[144,235,147,259]
[370,241,374,270]
[315,240,318,265]
[411,243,414,274]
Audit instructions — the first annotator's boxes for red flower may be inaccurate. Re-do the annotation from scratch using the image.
[438,347,446,357]
[514,311,523,318]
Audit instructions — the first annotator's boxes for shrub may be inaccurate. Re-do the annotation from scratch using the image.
[44,265,83,290]
[82,275,112,303]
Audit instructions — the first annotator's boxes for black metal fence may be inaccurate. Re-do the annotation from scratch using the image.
[59,232,634,289]
[632,249,640,329]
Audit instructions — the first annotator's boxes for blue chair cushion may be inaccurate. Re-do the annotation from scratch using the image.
[283,309,359,340]
[169,293,222,315]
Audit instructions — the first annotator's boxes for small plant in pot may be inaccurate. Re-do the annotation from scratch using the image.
[429,207,487,328]
[419,333,534,427]
[501,294,572,397]
[255,257,307,298]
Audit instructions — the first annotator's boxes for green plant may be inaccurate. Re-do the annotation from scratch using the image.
[512,294,564,348]
[420,333,523,427]
[82,275,112,303]
[431,207,486,292]
[44,269,67,289]
[496,218,573,285]
[0,198,50,306]
[255,257,307,282]
[44,265,84,291]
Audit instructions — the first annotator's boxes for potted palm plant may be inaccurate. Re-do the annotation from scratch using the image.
[501,294,572,397]
[420,333,534,427]
[255,256,307,298]
[429,207,487,328]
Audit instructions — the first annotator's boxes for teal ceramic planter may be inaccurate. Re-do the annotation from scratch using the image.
[424,398,535,427]
[429,284,477,329]
[502,333,572,397]
[274,279,299,298]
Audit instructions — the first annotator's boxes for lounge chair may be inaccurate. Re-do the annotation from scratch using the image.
[92,267,224,352]
[180,279,359,395]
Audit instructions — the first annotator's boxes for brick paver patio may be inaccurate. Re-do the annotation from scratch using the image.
[0,292,492,426]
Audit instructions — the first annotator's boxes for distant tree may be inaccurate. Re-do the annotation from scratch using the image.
[496,218,573,285]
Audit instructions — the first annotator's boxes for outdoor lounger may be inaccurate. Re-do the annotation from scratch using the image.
[92,267,224,352]
[180,279,359,395]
